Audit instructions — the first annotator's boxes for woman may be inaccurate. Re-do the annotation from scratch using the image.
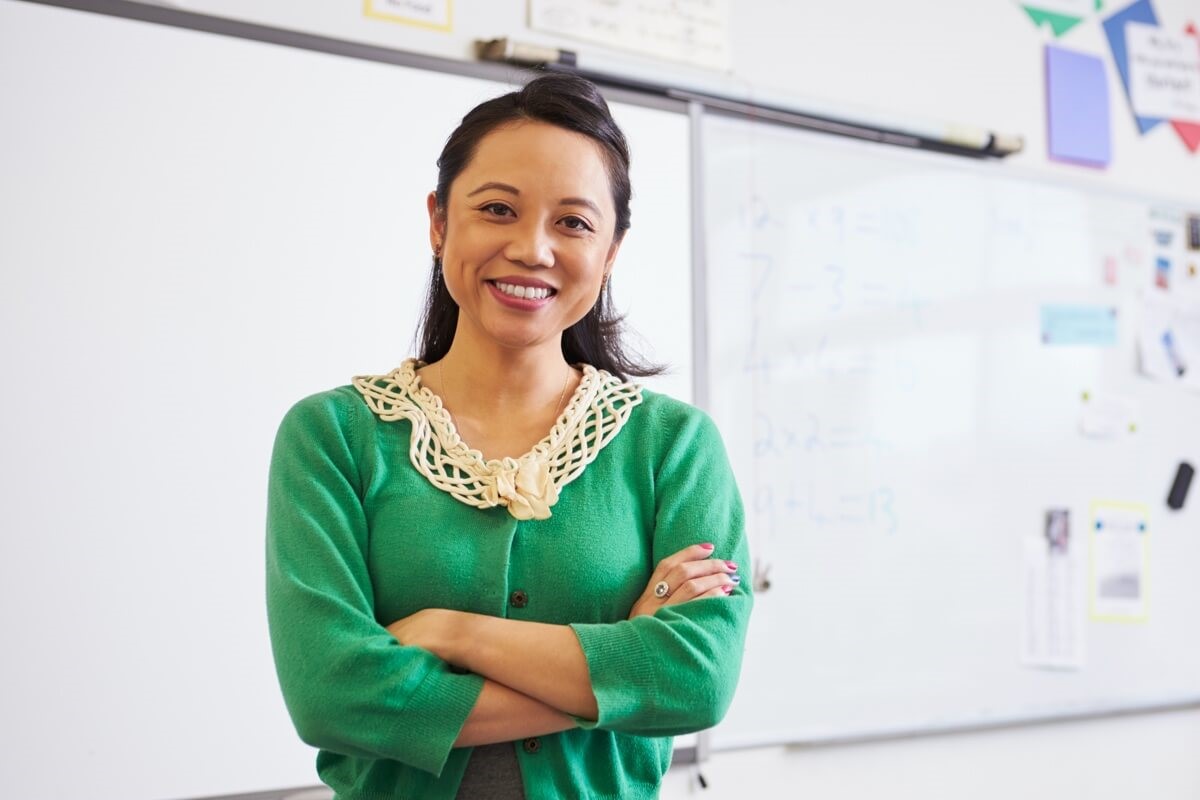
[266,72,751,799]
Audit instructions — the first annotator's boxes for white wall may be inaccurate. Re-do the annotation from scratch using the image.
[117,1,1200,797]
[145,0,1200,200]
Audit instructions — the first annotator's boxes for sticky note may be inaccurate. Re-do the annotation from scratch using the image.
[1041,304,1118,346]
[1046,45,1112,167]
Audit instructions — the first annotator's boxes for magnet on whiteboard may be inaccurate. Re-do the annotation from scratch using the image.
[1167,462,1194,511]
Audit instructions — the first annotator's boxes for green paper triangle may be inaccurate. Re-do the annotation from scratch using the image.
[1022,6,1084,37]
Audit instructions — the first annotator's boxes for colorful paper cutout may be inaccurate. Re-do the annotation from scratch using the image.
[1102,0,1163,134]
[1045,45,1112,166]
[1019,0,1102,36]
[1172,23,1200,152]
[1024,6,1087,37]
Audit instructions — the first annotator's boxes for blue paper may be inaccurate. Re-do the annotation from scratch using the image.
[1045,45,1112,167]
[1041,304,1119,346]
[1101,0,1163,135]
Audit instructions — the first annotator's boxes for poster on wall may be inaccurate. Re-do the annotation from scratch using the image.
[1089,501,1151,622]
[363,0,453,32]
[1125,23,1200,124]
[529,0,731,70]
[1102,0,1200,151]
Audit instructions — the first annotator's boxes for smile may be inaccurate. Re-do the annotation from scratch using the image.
[491,281,555,300]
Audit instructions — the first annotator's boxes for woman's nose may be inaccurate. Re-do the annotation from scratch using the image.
[503,219,555,269]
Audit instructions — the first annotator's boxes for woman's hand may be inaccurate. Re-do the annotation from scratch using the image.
[385,608,463,664]
[627,542,739,619]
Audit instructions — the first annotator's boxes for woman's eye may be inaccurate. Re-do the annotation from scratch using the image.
[482,202,513,217]
[561,216,594,232]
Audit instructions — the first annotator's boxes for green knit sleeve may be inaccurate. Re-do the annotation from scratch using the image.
[265,389,484,776]
[570,402,753,735]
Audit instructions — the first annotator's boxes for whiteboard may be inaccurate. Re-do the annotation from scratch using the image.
[0,2,690,798]
[701,111,1200,749]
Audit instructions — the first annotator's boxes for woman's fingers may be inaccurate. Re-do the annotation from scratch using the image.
[664,570,740,604]
[653,549,739,603]
[628,542,739,619]
[652,542,717,579]
[660,555,736,592]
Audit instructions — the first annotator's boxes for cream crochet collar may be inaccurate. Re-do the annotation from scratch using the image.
[352,359,644,521]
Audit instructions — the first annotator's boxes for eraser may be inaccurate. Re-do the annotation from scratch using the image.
[1167,462,1194,510]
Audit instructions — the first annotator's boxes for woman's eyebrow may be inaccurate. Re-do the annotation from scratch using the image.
[560,197,604,218]
[468,183,604,219]
[467,181,520,197]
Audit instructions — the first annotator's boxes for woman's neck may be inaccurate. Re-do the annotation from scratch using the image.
[434,330,575,423]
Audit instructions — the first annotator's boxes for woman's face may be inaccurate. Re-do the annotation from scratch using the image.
[429,120,622,354]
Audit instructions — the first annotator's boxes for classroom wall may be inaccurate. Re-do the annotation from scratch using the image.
[142,0,1200,199]
[125,1,1200,797]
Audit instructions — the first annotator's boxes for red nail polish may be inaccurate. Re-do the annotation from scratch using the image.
[700,543,715,550]
[722,585,733,594]
[726,561,738,571]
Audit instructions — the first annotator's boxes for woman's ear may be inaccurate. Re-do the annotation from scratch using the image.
[603,232,624,280]
[427,191,445,255]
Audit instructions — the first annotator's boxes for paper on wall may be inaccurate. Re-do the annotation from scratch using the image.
[1089,501,1150,622]
[1137,291,1200,392]
[1022,509,1085,669]
[363,0,452,31]
[1078,390,1139,438]
[1126,23,1200,123]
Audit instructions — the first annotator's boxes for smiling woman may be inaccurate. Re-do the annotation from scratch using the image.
[430,120,621,375]
[265,73,752,800]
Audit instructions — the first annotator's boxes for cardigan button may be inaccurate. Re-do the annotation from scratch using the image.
[509,589,528,609]
[522,737,541,754]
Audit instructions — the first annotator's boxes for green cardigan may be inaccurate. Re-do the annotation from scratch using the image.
[266,381,752,800]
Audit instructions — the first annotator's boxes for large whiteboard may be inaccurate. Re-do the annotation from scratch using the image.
[0,2,691,798]
[702,112,1200,749]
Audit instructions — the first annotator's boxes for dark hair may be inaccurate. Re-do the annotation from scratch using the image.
[415,71,664,380]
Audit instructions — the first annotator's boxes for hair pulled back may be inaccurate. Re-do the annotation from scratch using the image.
[415,71,662,380]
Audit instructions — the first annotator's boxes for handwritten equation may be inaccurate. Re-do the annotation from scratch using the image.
[732,193,928,539]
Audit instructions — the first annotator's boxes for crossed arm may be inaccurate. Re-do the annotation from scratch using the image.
[385,542,739,746]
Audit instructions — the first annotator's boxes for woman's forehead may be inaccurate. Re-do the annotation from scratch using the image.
[455,121,613,199]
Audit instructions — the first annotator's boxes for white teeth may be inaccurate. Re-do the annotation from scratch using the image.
[495,281,551,300]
